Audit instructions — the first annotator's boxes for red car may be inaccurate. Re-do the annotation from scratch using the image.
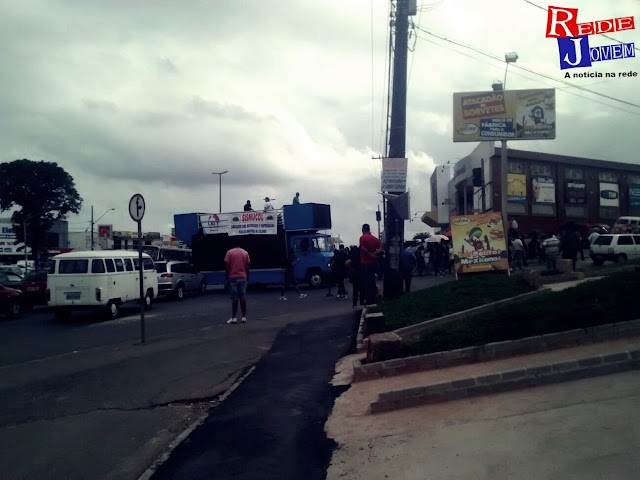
[0,283,22,318]
[18,270,48,310]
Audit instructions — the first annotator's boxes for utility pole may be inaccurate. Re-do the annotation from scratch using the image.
[91,205,94,251]
[383,0,412,299]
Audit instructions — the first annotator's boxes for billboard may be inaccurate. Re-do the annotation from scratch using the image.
[381,157,408,192]
[97,225,112,239]
[507,173,527,203]
[453,89,556,142]
[566,181,586,205]
[199,213,229,235]
[451,212,509,274]
[599,182,620,207]
[630,185,640,208]
[532,177,555,203]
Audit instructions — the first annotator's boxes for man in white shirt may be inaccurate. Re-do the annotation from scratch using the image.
[263,197,274,211]
[587,228,600,246]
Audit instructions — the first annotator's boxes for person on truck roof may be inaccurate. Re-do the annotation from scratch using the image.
[244,200,253,211]
[292,192,300,204]
[263,197,274,211]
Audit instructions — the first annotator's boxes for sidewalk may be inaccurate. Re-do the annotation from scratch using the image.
[325,273,640,479]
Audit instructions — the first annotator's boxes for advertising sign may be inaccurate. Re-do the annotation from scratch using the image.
[532,177,555,203]
[199,213,229,235]
[381,157,408,192]
[599,182,620,207]
[507,173,527,203]
[450,212,509,274]
[97,225,112,239]
[566,181,586,205]
[630,185,640,208]
[453,89,556,142]
[229,211,277,236]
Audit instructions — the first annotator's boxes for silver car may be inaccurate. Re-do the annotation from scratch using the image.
[155,261,207,300]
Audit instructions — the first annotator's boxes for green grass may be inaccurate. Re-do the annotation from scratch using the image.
[379,272,536,331]
[404,271,640,357]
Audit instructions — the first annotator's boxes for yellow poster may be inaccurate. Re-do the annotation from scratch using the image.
[450,212,509,274]
[507,173,527,203]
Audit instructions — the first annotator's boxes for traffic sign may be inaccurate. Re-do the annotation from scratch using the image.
[129,193,146,222]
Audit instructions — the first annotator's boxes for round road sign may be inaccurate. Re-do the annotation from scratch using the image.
[129,193,146,222]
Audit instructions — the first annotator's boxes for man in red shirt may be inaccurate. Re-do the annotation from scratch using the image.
[224,242,250,324]
[359,223,382,305]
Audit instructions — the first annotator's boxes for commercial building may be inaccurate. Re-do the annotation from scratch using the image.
[424,143,640,234]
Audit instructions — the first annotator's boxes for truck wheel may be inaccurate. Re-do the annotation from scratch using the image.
[144,290,154,310]
[306,270,323,288]
[106,300,120,319]
[174,284,185,300]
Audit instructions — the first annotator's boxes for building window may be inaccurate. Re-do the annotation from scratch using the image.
[532,204,555,216]
[599,206,620,219]
[628,174,640,184]
[531,164,552,176]
[508,161,524,174]
[566,206,587,218]
[599,172,619,182]
[565,167,584,180]
[507,203,526,214]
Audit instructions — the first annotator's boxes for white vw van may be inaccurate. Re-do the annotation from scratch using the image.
[46,250,158,320]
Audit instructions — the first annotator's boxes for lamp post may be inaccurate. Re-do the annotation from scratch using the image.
[91,207,115,250]
[212,171,228,213]
[499,52,518,232]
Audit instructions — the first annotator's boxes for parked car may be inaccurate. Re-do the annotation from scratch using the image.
[0,271,23,289]
[589,234,640,265]
[0,284,23,319]
[0,265,24,277]
[155,261,207,300]
[18,270,48,310]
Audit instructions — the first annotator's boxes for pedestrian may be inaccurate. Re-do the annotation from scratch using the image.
[224,241,250,324]
[263,197,274,211]
[332,244,348,299]
[562,224,581,271]
[359,223,382,305]
[292,192,300,205]
[280,249,306,300]
[542,234,560,272]
[587,227,601,246]
[415,243,426,276]
[345,245,364,308]
[326,247,337,297]
[243,200,253,212]
[512,235,525,270]
[399,243,417,293]
[448,242,455,273]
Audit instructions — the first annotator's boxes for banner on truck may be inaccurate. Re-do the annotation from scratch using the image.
[229,211,278,236]
[453,89,556,142]
[200,213,229,234]
[450,212,509,274]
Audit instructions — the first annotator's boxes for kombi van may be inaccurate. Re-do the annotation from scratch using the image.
[46,251,158,320]
[612,216,640,234]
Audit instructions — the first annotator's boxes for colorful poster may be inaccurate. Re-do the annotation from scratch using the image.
[599,182,620,207]
[199,213,229,234]
[629,184,640,208]
[507,173,526,203]
[453,88,556,142]
[450,212,509,274]
[229,211,277,236]
[566,181,586,205]
[532,176,555,203]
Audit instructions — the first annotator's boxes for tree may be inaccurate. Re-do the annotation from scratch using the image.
[0,159,83,265]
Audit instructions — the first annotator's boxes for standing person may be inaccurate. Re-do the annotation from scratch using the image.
[224,242,250,324]
[326,248,337,297]
[588,227,601,246]
[562,225,581,271]
[399,243,417,293]
[542,234,560,272]
[280,249,307,300]
[512,235,525,270]
[359,224,382,305]
[448,242,455,273]
[243,200,253,212]
[415,243,426,276]
[263,197,274,211]
[292,192,300,204]
[332,244,348,299]
[346,245,363,308]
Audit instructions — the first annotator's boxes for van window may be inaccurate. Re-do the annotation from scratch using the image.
[105,259,116,273]
[634,236,640,245]
[618,219,630,225]
[593,236,613,246]
[124,259,133,271]
[59,259,89,274]
[114,259,124,272]
[92,259,106,273]
[133,257,156,271]
[618,236,634,246]
[49,260,56,274]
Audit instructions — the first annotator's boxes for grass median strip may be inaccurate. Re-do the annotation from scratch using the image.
[403,271,639,357]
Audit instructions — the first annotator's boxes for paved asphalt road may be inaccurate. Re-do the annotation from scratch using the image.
[0,286,358,480]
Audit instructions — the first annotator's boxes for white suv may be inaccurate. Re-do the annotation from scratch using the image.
[155,261,207,300]
[590,234,640,265]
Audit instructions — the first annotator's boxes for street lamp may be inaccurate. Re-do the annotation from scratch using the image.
[91,206,115,250]
[212,171,228,213]
[499,52,518,233]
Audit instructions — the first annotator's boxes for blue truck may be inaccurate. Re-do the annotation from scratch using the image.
[173,203,334,287]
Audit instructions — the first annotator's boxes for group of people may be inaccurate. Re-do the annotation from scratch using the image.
[243,192,301,212]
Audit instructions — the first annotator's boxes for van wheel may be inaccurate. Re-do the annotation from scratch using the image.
[617,253,628,263]
[7,300,22,319]
[106,300,120,319]
[54,308,70,321]
[174,284,185,300]
[198,281,207,295]
[144,290,153,310]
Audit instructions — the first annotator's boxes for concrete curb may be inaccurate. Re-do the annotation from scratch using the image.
[353,318,640,382]
[370,347,640,413]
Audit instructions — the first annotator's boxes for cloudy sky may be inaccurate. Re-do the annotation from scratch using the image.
[1,0,638,246]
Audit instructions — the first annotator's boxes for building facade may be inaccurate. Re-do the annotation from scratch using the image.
[430,144,640,235]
